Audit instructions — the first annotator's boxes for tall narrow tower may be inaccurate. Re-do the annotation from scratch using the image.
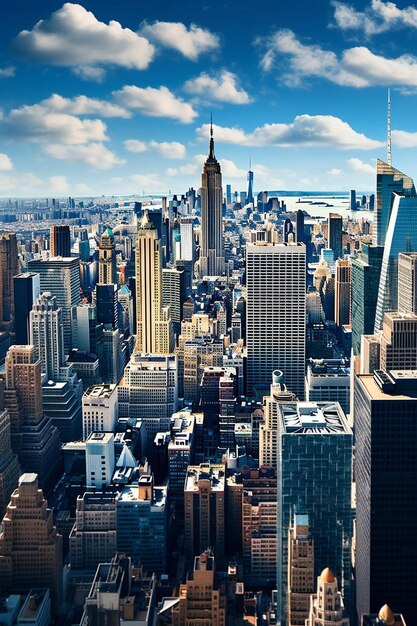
[135,212,173,354]
[98,228,117,285]
[200,121,225,277]
[247,159,254,205]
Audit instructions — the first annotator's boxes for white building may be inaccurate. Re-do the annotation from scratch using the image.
[82,383,118,439]
[305,359,350,414]
[246,242,306,399]
[85,432,115,489]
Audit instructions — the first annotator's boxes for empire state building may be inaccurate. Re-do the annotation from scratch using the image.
[200,123,225,277]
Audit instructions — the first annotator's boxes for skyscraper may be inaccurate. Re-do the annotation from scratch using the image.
[97,228,117,285]
[398,251,417,314]
[135,212,173,354]
[354,370,417,623]
[374,191,417,330]
[305,569,349,626]
[296,210,304,243]
[247,160,254,205]
[276,401,352,623]
[50,225,71,257]
[287,514,314,626]
[246,242,306,399]
[0,233,19,331]
[0,473,63,613]
[328,213,343,260]
[0,403,20,519]
[351,244,384,355]
[200,122,225,277]
[13,272,41,345]
[334,260,351,328]
[28,257,81,353]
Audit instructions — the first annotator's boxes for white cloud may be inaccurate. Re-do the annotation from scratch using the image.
[0,154,13,171]
[14,3,155,77]
[44,143,125,169]
[124,139,186,159]
[113,85,197,123]
[392,129,417,147]
[123,139,147,153]
[129,173,165,190]
[165,154,205,176]
[346,157,375,174]
[197,116,383,150]
[140,21,219,60]
[259,28,417,88]
[75,183,92,194]
[332,0,417,36]
[219,159,247,178]
[4,103,108,144]
[48,175,70,195]
[327,168,342,176]
[41,94,131,118]
[71,65,106,82]
[0,172,43,195]
[183,70,252,104]
[0,66,15,78]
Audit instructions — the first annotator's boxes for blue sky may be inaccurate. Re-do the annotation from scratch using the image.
[1,0,417,196]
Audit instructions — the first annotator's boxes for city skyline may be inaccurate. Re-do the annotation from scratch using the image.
[2,1,417,196]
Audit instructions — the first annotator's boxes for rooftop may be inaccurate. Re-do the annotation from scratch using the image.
[279,402,351,435]
[185,463,225,492]
[84,384,117,399]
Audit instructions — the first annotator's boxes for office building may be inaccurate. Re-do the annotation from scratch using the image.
[328,213,343,260]
[287,514,314,626]
[276,401,352,623]
[361,606,407,626]
[226,183,232,205]
[354,370,417,623]
[86,432,115,489]
[13,273,40,345]
[17,589,51,626]
[96,283,118,328]
[179,216,194,262]
[167,410,195,510]
[398,251,417,314]
[247,162,254,205]
[305,359,350,414]
[0,473,63,612]
[100,326,125,384]
[69,491,117,570]
[117,469,167,574]
[200,123,225,277]
[246,242,306,399]
[184,463,225,562]
[0,233,19,331]
[97,228,117,285]
[374,189,417,330]
[162,268,186,334]
[350,189,357,211]
[305,569,349,626]
[379,312,417,371]
[334,260,351,328]
[0,406,20,518]
[351,245,384,355]
[82,383,118,440]
[374,159,415,247]
[296,210,304,243]
[183,336,224,403]
[50,225,70,257]
[28,257,81,352]
[135,212,173,354]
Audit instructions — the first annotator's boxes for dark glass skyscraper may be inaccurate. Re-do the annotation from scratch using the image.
[50,225,71,257]
[351,244,383,355]
[328,213,343,260]
[247,161,254,205]
[13,272,40,345]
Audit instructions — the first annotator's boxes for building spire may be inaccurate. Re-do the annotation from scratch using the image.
[387,88,392,166]
[208,113,215,159]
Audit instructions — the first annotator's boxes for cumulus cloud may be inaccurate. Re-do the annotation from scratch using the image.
[165,154,206,177]
[183,70,252,104]
[0,171,43,194]
[327,168,342,176]
[14,3,155,77]
[259,28,417,88]
[41,93,131,118]
[197,116,383,150]
[129,173,165,190]
[332,0,417,36]
[219,159,247,178]
[113,85,197,123]
[0,66,15,78]
[124,139,186,159]
[48,175,71,195]
[44,143,125,169]
[392,129,417,147]
[140,21,219,60]
[0,154,13,171]
[4,103,108,144]
[71,65,106,82]
[346,157,376,174]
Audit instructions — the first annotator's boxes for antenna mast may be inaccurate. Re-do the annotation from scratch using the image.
[387,88,392,166]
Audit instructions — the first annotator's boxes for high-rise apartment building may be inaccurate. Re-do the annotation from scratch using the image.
[334,260,351,327]
[276,401,352,623]
[246,242,306,399]
[13,273,40,345]
[135,213,173,354]
[354,369,417,623]
[351,244,384,355]
[374,186,417,331]
[305,569,349,626]
[200,124,225,277]
[287,514,314,626]
[28,257,81,352]
[50,225,71,257]
[328,213,343,260]
[184,462,225,563]
[0,473,63,612]
[0,233,19,331]
[97,228,117,284]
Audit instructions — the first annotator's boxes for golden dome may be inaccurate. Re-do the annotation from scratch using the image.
[378,605,395,626]
[320,567,335,583]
